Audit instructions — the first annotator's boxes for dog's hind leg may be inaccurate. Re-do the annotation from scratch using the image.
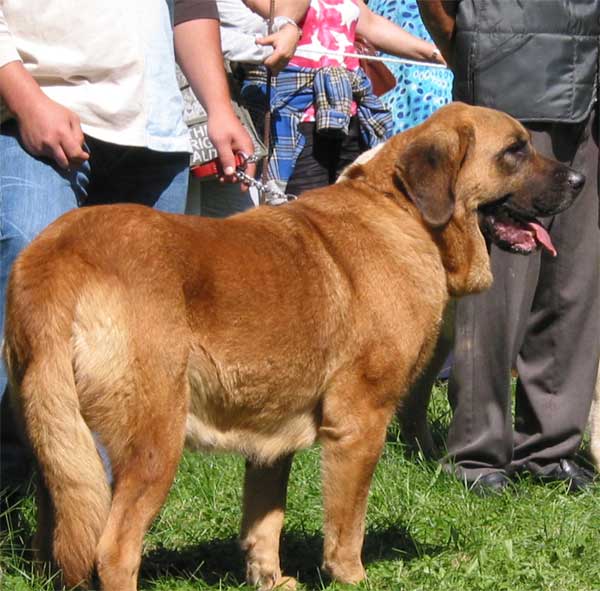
[95,381,188,591]
[240,454,295,591]
[31,480,54,566]
[319,381,396,584]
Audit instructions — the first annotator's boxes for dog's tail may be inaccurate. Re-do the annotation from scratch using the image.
[5,322,111,586]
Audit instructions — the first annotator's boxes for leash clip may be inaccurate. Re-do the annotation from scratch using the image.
[234,153,297,207]
[235,151,260,173]
[262,180,297,206]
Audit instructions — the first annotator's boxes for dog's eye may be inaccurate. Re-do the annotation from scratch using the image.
[504,140,528,159]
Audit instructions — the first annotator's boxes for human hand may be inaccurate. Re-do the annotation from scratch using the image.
[15,93,89,169]
[429,48,448,67]
[256,24,301,74]
[207,109,256,188]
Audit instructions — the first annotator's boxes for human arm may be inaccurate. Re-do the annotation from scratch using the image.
[174,12,255,182]
[416,0,458,66]
[0,11,88,169]
[244,0,307,22]
[247,0,310,73]
[0,62,89,169]
[355,0,446,65]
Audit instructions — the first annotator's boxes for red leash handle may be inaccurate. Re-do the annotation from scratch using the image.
[190,153,246,179]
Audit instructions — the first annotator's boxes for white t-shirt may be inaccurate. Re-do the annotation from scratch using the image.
[217,0,270,63]
[0,0,190,152]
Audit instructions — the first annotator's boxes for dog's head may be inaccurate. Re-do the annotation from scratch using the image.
[340,102,584,295]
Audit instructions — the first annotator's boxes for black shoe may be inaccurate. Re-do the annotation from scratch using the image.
[469,472,512,497]
[533,459,595,493]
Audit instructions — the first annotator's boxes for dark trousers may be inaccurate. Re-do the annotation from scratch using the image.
[286,117,366,195]
[445,106,600,479]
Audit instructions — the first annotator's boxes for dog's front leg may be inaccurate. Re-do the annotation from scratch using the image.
[319,387,394,584]
[240,454,295,590]
[399,300,455,458]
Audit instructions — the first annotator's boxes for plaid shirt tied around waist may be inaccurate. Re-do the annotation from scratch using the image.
[240,64,393,190]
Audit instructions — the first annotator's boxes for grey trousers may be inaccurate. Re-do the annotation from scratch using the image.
[445,106,600,480]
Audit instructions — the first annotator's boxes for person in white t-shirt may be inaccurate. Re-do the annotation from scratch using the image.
[0,0,305,491]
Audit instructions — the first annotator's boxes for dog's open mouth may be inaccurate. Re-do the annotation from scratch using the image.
[480,202,556,257]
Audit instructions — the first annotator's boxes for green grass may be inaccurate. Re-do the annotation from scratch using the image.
[2,383,600,591]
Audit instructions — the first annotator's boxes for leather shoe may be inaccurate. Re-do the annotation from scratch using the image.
[533,459,595,493]
[469,472,512,496]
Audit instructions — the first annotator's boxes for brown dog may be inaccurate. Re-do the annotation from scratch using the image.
[3,103,583,591]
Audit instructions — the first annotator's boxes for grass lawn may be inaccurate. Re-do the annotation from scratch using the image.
[2,382,600,591]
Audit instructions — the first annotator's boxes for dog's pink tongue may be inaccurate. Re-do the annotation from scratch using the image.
[526,221,557,257]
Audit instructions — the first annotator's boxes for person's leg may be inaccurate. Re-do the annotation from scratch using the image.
[512,111,600,477]
[286,123,335,195]
[83,139,189,213]
[186,176,255,217]
[333,117,367,181]
[0,120,88,484]
[443,246,539,482]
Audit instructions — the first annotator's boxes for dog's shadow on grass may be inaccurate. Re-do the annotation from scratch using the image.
[140,524,444,590]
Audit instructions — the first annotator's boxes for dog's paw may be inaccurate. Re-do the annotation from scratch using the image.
[322,559,366,584]
[246,561,297,590]
[272,576,297,590]
[254,574,297,591]
[590,443,600,472]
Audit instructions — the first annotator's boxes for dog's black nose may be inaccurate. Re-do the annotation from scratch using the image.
[567,171,586,192]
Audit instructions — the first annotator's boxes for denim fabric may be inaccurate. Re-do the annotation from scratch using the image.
[186,176,256,217]
[0,120,189,398]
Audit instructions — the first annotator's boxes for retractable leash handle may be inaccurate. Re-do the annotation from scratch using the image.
[190,152,247,179]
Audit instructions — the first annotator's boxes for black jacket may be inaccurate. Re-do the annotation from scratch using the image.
[452,0,599,122]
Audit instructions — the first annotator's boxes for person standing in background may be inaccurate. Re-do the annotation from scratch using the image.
[0,0,259,490]
[418,0,599,494]
[186,0,309,217]
[368,0,453,133]
[240,0,445,196]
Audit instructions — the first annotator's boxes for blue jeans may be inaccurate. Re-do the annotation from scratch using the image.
[186,175,256,217]
[0,119,189,398]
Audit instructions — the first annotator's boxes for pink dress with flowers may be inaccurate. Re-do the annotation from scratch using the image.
[289,0,361,121]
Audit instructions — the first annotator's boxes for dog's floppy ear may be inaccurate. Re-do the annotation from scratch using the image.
[395,125,473,229]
